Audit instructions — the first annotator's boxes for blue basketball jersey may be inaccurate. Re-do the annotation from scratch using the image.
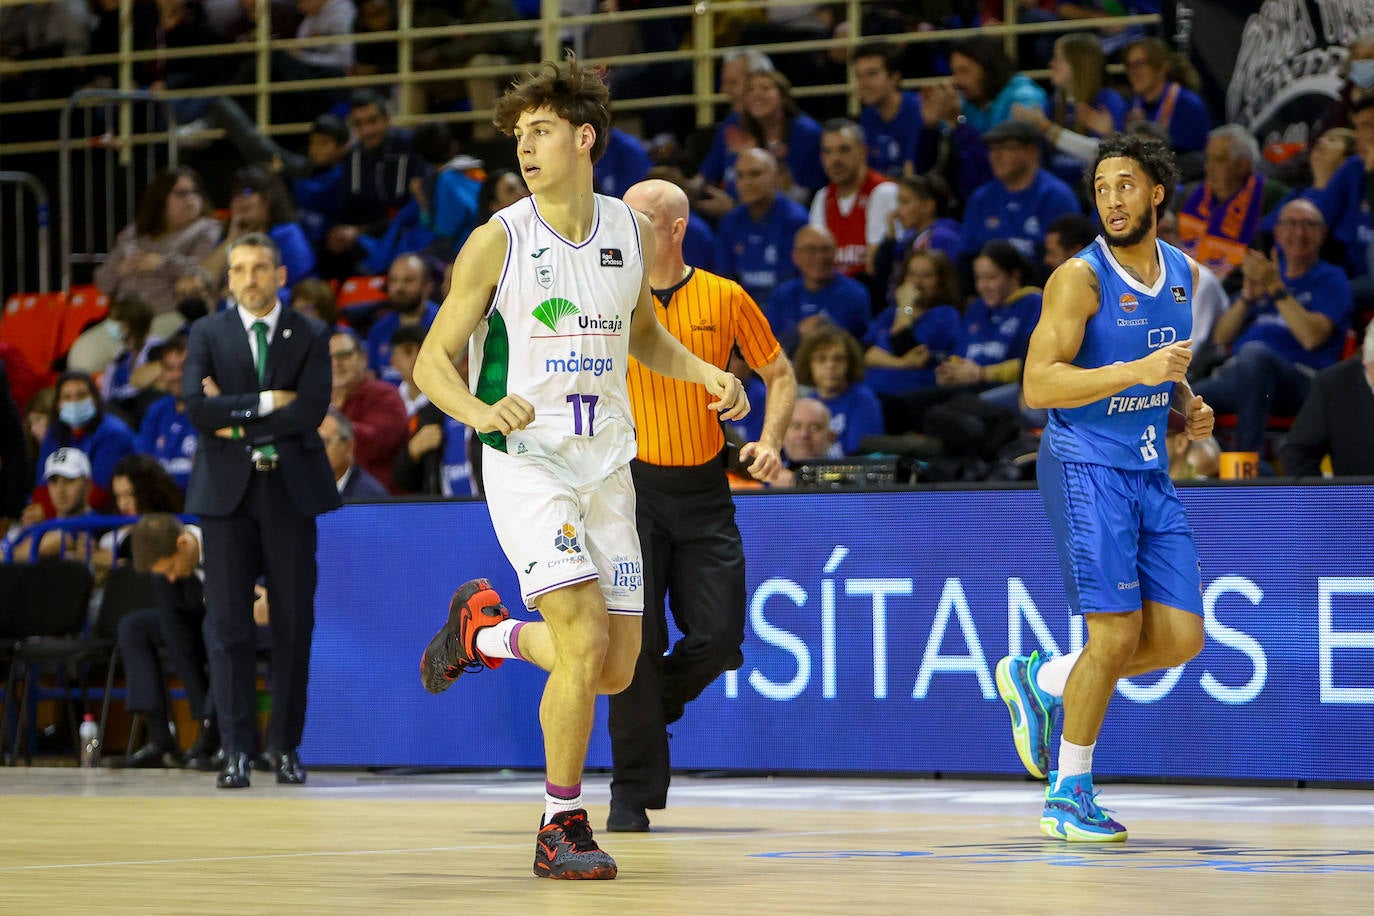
[1045,237,1194,470]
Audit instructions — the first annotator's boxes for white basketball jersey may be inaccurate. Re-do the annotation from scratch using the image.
[471,194,644,483]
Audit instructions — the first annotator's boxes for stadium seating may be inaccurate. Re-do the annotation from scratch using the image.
[0,291,65,387]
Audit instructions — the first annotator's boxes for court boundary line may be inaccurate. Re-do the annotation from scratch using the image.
[0,822,1006,873]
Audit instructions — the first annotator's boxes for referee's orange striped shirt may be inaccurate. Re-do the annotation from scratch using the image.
[628,267,782,467]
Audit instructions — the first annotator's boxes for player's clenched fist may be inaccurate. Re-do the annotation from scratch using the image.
[1182,394,1214,441]
[477,394,535,434]
[1137,339,1193,386]
[706,370,750,421]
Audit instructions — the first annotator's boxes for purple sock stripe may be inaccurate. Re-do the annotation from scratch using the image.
[508,620,528,661]
[545,780,581,800]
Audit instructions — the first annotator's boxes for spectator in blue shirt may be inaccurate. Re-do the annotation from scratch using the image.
[863,249,963,396]
[134,336,198,491]
[366,253,440,384]
[289,114,349,246]
[794,324,884,455]
[1013,33,1126,189]
[1263,127,1355,237]
[740,69,827,203]
[1195,199,1354,453]
[189,106,347,247]
[203,165,316,288]
[853,42,922,178]
[716,148,809,307]
[692,48,775,221]
[1317,98,1374,279]
[881,241,1042,437]
[1122,37,1211,155]
[871,173,963,297]
[916,36,1048,202]
[768,225,873,354]
[595,127,653,199]
[960,119,1082,270]
[321,90,427,280]
[30,370,136,516]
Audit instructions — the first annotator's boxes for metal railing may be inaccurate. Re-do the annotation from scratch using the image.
[0,0,1160,155]
[0,171,50,294]
[58,90,179,293]
[0,0,1159,293]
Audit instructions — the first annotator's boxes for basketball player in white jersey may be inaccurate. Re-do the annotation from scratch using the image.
[413,55,749,880]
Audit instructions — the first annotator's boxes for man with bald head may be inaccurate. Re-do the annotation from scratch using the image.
[608,178,797,833]
[767,224,873,351]
[1195,198,1353,454]
[365,252,439,384]
[715,148,810,307]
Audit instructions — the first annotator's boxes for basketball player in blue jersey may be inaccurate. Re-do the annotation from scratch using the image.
[412,55,748,879]
[995,133,1215,842]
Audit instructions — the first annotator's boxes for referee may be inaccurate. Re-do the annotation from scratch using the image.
[607,180,797,832]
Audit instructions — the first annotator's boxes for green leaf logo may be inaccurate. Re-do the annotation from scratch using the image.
[532,297,579,332]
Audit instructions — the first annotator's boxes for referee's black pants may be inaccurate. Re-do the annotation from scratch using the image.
[608,453,746,810]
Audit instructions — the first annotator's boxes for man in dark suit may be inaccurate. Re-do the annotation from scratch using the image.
[1279,325,1374,477]
[183,232,340,789]
[320,406,391,501]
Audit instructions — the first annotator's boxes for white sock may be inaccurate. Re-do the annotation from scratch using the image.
[1036,649,1083,698]
[1056,739,1094,789]
[543,790,583,826]
[474,619,524,660]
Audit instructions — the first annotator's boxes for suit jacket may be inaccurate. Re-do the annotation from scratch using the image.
[1278,357,1374,478]
[340,465,390,501]
[183,306,342,518]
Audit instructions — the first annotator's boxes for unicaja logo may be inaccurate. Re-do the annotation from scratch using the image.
[533,297,579,332]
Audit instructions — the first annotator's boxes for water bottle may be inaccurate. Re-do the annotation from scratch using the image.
[79,715,100,768]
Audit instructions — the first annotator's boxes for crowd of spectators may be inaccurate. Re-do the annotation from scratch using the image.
[2,2,1372,772]
[3,5,1373,542]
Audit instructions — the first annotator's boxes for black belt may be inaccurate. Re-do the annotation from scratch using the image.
[252,456,279,472]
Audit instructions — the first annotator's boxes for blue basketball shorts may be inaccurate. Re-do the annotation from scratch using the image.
[1038,447,1203,616]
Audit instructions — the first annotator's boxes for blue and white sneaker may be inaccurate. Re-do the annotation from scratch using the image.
[1040,771,1128,842]
[995,651,1060,778]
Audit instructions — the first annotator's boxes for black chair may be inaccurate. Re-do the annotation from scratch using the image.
[0,558,96,765]
[91,565,162,751]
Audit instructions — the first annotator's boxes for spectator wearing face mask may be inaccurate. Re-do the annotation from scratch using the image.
[26,370,136,517]
[1315,32,1374,136]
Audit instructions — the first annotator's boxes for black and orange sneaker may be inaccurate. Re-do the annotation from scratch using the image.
[533,809,618,880]
[420,578,510,694]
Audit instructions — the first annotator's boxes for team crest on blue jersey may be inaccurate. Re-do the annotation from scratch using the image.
[1171,285,1188,303]
[1119,293,1138,313]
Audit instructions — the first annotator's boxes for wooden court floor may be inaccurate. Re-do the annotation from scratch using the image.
[1,769,1371,914]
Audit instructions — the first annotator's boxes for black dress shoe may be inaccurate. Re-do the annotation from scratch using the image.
[217,751,252,789]
[272,748,307,785]
[606,800,650,832]
[108,742,181,769]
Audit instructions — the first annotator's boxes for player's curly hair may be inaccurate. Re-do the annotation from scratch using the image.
[1087,133,1180,220]
[492,51,611,165]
